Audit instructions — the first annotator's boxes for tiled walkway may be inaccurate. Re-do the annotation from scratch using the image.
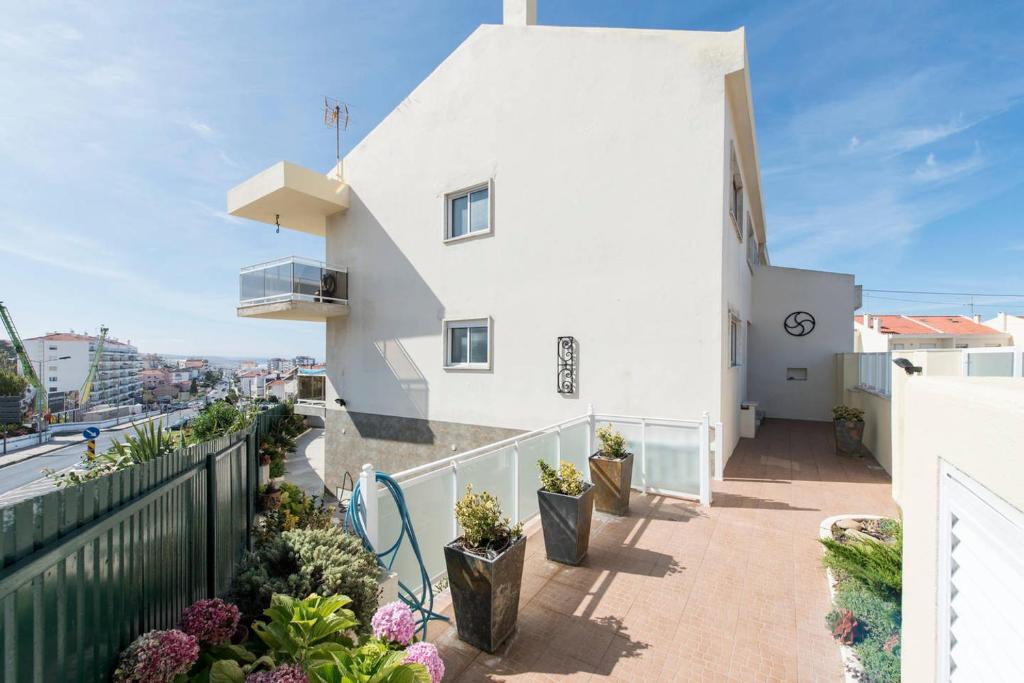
[428,419,899,682]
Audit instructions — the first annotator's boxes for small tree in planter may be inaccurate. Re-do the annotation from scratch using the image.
[537,460,594,565]
[588,424,634,515]
[833,405,866,457]
[443,485,525,653]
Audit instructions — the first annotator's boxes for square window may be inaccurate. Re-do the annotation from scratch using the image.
[444,318,491,369]
[446,182,491,241]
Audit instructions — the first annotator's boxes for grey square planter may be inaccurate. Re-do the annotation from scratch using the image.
[589,451,634,516]
[443,535,526,653]
[834,419,865,457]
[537,483,594,565]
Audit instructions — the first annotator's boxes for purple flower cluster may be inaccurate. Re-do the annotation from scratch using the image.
[371,601,416,645]
[112,629,199,683]
[404,642,444,683]
[245,664,309,683]
[180,598,241,645]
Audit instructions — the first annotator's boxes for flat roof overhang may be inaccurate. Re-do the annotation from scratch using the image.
[236,299,349,322]
[227,161,349,236]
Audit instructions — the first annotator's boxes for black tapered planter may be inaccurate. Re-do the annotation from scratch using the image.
[588,451,634,516]
[537,483,594,565]
[443,535,526,653]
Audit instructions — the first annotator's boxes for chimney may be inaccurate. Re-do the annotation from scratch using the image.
[873,318,882,332]
[863,313,872,328]
[972,314,981,323]
[504,0,537,26]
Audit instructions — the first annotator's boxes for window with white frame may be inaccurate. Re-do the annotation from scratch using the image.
[444,318,491,369]
[445,182,491,241]
[745,214,758,267]
[729,313,743,367]
[729,143,743,232]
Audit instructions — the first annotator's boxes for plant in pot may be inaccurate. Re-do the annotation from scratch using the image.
[536,460,594,565]
[588,424,634,515]
[443,485,525,653]
[833,405,866,457]
[257,482,282,512]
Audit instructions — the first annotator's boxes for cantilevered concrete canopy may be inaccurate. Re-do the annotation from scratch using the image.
[227,161,349,236]
[236,299,349,322]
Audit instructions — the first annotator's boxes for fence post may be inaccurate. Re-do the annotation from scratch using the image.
[359,463,378,552]
[205,447,218,597]
[714,421,724,481]
[699,412,711,507]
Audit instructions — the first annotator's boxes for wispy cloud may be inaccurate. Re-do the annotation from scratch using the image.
[187,119,215,138]
[912,144,984,183]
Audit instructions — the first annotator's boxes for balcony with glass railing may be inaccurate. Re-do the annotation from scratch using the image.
[238,256,349,321]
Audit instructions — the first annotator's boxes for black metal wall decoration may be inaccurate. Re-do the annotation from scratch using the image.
[784,311,816,337]
[557,336,577,394]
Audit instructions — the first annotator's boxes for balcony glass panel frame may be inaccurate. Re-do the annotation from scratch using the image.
[239,256,348,308]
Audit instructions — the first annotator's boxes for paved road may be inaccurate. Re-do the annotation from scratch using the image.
[0,408,196,503]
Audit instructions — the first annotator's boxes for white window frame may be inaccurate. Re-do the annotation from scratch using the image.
[442,317,492,370]
[729,142,743,236]
[729,312,743,367]
[444,180,493,243]
[745,213,758,270]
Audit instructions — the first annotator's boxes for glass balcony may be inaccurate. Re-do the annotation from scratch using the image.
[238,256,349,322]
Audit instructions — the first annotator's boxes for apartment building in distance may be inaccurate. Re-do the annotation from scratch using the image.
[226,0,861,490]
[984,312,1024,342]
[855,313,1011,352]
[22,332,142,409]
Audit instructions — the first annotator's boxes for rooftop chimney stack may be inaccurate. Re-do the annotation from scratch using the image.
[863,314,872,328]
[873,318,882,332]
[504,0,537,26]
[972,314,981,323]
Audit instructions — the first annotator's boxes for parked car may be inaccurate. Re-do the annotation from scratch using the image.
[168,417,190,431]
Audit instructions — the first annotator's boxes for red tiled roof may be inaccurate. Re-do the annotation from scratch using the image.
[856,315,1004,336]
[25,332,95,342]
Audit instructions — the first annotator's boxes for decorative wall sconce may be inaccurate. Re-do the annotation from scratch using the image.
[557,336,577,394]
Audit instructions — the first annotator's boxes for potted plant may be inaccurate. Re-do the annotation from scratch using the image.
[259,452,271,483]
[833,405,866,457]
[536,460,594,565]
[443,485,525,653]
[257,482,282,511]
[588,424,634,515]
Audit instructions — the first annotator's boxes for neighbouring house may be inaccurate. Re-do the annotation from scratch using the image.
[854,313,1010,352]
[21,332,142,409]
[138,368,171,389]
[225,0,860,491]
[292,355,316,368]
[983,311,1024,344]
[238,370,266,398]
[266,373,298,403]
[169,369,192,384]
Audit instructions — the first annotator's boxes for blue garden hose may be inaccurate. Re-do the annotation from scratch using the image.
[344,471,449,639]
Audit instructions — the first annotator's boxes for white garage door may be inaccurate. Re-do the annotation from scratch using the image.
[939,464,1024,682]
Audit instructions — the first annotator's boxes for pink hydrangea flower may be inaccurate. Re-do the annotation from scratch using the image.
[246,664,308,683]
[180,598,241,645]
[371,601,416,645]
[404,642,444,683]
[113,629,199,683]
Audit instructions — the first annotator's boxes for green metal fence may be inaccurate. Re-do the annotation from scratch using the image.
[0,405,286,682]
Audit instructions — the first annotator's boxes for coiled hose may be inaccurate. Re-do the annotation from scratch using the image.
[344,471,450,639]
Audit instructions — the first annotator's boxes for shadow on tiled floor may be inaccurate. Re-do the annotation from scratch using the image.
[428,418,898,682]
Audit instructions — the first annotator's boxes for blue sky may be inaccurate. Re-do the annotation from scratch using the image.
[2,1,1022,358]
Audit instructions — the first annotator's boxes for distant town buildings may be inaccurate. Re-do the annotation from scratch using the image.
[854,314,1012,352]
[22,331,142,409]
[293,355,316,367]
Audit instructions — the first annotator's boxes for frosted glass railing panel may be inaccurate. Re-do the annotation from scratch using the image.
[457,446,516,519]
[967,352,1015,377]
[599,420,643,486]
[516,432,558,522]
[559,421,591,481]
[379,473,454,591]
[644,423,702,496]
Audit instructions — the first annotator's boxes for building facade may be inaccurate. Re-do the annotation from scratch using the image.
[226,0,859,491]
[23,332,142,409]
[855,313,1010,352]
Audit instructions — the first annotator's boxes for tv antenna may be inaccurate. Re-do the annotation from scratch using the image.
[323,97,350,164]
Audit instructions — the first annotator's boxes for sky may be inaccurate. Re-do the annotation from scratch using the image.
[1,0,1022,358]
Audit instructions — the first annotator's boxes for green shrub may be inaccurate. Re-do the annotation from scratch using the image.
[832,405,865,421]
[254,482,333,546]
[0,369,27,397]
[855,633,901,683]
[538,459,585,496]
[821,521,902,598]
[454,485,523,554]
[252,593,358,668]
[595,424,629,459]
[229,527,380,629]
[832,581,902,682]
[188,401,252,443]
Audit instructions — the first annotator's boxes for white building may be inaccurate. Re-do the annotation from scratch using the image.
[854,313,1010,352]
[983,312,1024,344]
[226,0,859,491]
[23,332,142,409]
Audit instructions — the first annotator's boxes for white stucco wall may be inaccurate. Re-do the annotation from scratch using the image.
[896,375,1024,682]
[24,338,92,395]
[748,265,856,422]
[323,25,752,442]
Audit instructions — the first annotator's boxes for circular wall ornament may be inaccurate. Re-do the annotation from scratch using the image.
[784,311,816,337]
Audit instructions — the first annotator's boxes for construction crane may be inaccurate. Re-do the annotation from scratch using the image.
[78,325,108,409]
[0,301,47,419]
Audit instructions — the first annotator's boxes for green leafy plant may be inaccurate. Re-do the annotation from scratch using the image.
[189,401,254,444]
[831,583,902,683]
[0,369,27,396]
[109,420,174,464]
[229,527,381,628]
[453,485,523,555]
[821,521,902,598]
[311,639,430,683]
[595,424,629,459]
[254,482,334,546]
[832,405,865,422]
[252,594,358,669]
[538,460,585,496]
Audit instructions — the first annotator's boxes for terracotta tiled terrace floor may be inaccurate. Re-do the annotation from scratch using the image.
[427,418,899,682]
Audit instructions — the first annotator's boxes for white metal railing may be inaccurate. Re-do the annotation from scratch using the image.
[238,256,348,307]
[962,346,1023,378]
[357,405,718,593]
[857,352,892,397]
